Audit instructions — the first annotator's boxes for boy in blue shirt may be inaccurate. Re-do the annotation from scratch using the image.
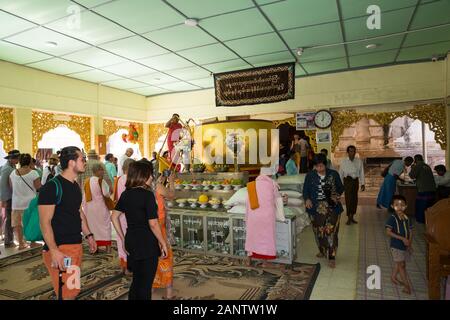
[385,195,413,294]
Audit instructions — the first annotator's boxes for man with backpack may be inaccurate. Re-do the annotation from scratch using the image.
[38,146,97,300]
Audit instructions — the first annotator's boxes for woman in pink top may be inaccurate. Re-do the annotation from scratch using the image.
[114,158,135,273]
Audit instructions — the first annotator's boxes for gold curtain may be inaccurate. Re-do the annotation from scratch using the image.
[103,119,144,155]
[0,106,14,152]
[32,111,91,155]
[273,118,318,153]
[330,103,447,151]
[149,123,168,155]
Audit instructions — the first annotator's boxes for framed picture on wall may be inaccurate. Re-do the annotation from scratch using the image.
[316,131,332,143]
[296,112,316,130]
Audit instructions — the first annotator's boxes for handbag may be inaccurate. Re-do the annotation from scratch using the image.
[98,178,116,210]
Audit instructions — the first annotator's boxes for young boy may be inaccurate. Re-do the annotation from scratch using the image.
[385,195,413,294]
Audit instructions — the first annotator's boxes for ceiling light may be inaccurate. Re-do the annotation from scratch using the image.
[296,48,304,56]
[365,43,378,49]
[46,41,58,47]
[184,18,199,27]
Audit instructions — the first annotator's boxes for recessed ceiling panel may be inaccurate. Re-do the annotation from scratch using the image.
[99,36,169,60]
[165,66,212,81]
[4,26,91,55]
[92,0,184,34]
[349,49,398,68]
[62,47,127,68]
[340,0,418,20]
[45,10,134,45]
[27,57,92,75]
[178,43,238,65]
[0,11,36,39]
[143,24,216,52]
[200,8,273,41]
[0,0,77,25]
[225,33,286,57]
[68,69,122,82]
[138,53,194,71]
[166,0,254,19]
[281,22,343,49]
[102,61,156,77]
[102,78,147,90]
[0,41,52,64]
[302,57,347,74]
[261,0,339,30]
[128,86,171,96]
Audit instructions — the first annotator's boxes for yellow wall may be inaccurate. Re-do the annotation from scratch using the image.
[0,60,147,153]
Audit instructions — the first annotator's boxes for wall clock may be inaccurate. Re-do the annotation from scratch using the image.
[314,110,333,129]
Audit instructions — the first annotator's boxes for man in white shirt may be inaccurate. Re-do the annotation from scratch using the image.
[339,145,365,225]
[118,148,133,177]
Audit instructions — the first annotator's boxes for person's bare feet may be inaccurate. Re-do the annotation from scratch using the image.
[316,252,325,258]
[328,260,336,268]
[391,276,401,285]
[18,243,29,250]
[402,285,411,295]
[29,242,41,248]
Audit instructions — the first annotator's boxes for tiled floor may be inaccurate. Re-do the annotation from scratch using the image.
[296,202,430,300]
[356,208,428,300]
[296,210,360,300]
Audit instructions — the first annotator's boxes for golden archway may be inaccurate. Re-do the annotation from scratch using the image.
[103,119,144,155]
[330,103,447,151]
[32,111,91,155]
[273,118,318,153]
[149,123,168,154]
[0,106,14,152]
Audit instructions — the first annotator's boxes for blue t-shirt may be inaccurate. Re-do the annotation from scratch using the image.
[385,213,413,251]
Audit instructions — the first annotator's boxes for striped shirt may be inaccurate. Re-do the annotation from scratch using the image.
[317,174,326,200]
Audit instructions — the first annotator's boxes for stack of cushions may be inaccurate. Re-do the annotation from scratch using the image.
[277,174,310,233]
[224,187,247,214]
[223,174,310,232]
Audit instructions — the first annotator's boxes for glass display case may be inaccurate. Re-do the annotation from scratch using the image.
[167,171,297,264]
[231,217,246,257]
[181,212,205,252]
[169,212,182,248]
[206,214,231,255]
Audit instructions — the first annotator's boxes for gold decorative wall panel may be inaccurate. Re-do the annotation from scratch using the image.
[0,106,14,152]
[103,119,144,155]
[331,103,447,151]
[149,123,167,154]
[32,111,91,155]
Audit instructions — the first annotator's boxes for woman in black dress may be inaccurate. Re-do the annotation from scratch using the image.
[112,160,168,300]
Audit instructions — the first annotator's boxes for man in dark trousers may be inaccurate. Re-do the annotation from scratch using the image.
[339,146,365,225]
[409,154,436,223]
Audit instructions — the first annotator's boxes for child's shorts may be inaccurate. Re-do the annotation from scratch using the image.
[391,248,410,262]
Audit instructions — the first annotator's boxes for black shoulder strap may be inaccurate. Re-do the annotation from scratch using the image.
[16,170,35,192]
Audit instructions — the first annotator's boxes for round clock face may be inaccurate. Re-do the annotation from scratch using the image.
[314,110,333,129]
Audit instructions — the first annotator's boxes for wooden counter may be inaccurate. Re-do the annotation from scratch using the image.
[397,182,417,216]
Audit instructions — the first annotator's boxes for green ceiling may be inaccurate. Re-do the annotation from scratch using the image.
[0,0,449,96]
